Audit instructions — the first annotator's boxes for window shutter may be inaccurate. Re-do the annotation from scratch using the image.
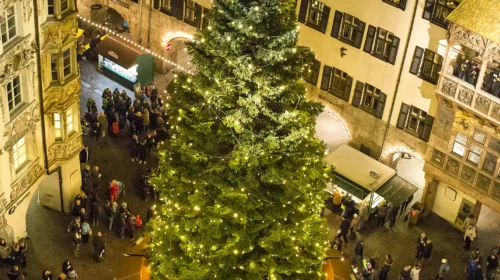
[387,36,400,65]
[399,0,407,10]
[173,0,184,20]
[195,4,202,28]
[311,60,320,86]
[353,20,365,49]
[343,75,353,102]
[352,81,364,107]
[298,0,309,23]
[374,92,387,119]
[396,103,410,129]
[423,0,435,20]
[363,25,377,54]
[330,11,343,38]
[320,6,330,33]
[153,0,159,9]
[409,46,424,75]
[420,115,434,142]
[320,66,332,90]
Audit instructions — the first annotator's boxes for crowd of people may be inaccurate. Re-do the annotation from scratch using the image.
[326,186,500,280]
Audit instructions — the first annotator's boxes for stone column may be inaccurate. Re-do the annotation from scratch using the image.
[473,200,482,222]
[421,175,439,217]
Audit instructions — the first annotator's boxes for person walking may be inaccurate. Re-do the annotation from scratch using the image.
[435,259,450,280]
[352,239,364,265]
[337,217,350,244]
[387,203,400,229]
[118,202,130,239]
[420,239,433,268]
[410,263,421,280]
[131,134,140,162]
[62,260,72,275]
[416,233,427,259]
[376,201,388,227]
[487,254,499,280]
[378,254,394,280]
[464,225,477,251]
[7,265,20,280]
[42,269,54,280]
[467,257,480,280]
[400,194,413,215]
[358,201,369,230]
[73,231,82,257]
[109,180,119,204]
[97,112,108,138]
[93,232,106,262]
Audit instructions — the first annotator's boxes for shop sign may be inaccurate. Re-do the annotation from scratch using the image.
[108,51,119,59]
[8,192,30,215]
[111,0,130,9]
[165,43,172,51]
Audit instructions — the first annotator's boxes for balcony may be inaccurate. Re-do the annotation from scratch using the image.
[436,73,500,124]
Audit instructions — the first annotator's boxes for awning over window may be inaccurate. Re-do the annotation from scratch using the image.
[95,35,143,69]
[375,175,418,207]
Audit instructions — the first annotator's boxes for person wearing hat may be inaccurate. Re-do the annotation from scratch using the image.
[436,259,450,279]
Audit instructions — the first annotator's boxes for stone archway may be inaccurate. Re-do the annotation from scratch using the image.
[162,35,195,73]
[315,108,351,151]
[89,5,131,36]
[386,149,426,204]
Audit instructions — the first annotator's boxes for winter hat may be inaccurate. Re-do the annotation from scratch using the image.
[354,214,359,218]
[442,259,447,263]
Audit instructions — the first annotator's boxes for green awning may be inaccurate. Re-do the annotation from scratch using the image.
[333,173,372,201]
[375,175,418,207]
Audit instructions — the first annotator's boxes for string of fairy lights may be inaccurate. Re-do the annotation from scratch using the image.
[77,15,194,75]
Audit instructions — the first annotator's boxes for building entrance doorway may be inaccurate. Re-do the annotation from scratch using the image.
[393,153,426,204]
[315,109,350,151]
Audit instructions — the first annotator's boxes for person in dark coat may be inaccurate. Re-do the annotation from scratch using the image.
[90,198,100,226]
[7,265,20,280]
[487,254,499,279]
[379,254,394,280]
[138,138,147,164]
[42,269,53,280]
[91,121,102,141]
[127,106,136,134]
[72,199,83,217]
[79,146,90,164]
[131,135,140,162]
[81,165,91,192]
[399,266,412,280]
[145,132,155,159]
[134,112,144,134]
[400,194,413,215]
[420,239,433,268]
[337,217,351,243]
[105,108,117,136]
[388,204,400,229]
[352,239,364,265]
[62,260,72,275]
[342,194,355,220]
[93,232,106,262]
[376,201,388,226]
[416,232,427,259]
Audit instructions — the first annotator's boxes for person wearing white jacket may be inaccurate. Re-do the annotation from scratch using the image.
[410,262,421,280]
[464,225,477,250]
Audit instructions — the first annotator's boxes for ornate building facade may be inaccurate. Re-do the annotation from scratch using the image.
[0,0,81,240]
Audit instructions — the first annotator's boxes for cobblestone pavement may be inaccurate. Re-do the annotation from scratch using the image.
[0,61,498,279]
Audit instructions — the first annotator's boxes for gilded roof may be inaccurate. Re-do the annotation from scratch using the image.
[447,0,500,44]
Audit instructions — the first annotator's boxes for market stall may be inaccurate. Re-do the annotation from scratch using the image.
[324,144,417,213]
[322,249,354,280]
[95,35,154,88]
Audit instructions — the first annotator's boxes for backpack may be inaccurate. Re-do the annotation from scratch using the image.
[112,122,120,134]
[444,264,450,273]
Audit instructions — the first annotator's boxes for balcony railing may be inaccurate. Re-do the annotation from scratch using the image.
[437,73,500,124]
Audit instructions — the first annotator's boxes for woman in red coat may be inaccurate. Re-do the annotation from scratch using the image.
[109,180,119,203]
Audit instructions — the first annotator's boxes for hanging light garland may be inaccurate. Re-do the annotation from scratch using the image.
[77,14,194,75]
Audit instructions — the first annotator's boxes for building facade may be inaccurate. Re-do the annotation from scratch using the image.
[0,0,81,240]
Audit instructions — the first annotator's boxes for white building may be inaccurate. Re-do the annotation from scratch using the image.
[0,0,81,240]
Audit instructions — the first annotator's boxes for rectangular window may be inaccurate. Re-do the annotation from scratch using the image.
[304,60,320,86]
[63,48,71,77]
[54,113,62,139]
[467,144,483,165]
[51,53,58,81]
[331,11,365,48]
[48,0,55,15]
[340,14,359,43]
[472,130,487,145]
[66,109,74,133]
[60,0,69,12]
[452,133,467,156]
[409,47,443,84]
[330,68,351,97]
[363,84,381,112]
[162,0,171,11]
[407,106,427,136]
[383,0,407,10]
[482,152,498,174]
[1,7,17,45]
[374,29,393,60]
[307,0,324,28]
[6,76,21,112]
[184,0,196,23]
[13,137,26,169]
[423,0,460,28]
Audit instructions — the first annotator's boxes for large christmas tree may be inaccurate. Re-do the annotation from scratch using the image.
[148,0,331,279]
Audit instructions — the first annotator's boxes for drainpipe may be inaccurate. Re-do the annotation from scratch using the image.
[379,0,419,159]
[138,0,144,44]
[147,0,152,48]
[32,1,65,212]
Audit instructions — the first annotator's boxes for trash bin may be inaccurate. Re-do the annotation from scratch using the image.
[408,202,425,225]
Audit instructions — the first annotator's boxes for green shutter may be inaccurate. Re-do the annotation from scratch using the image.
[352,81,364,107]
